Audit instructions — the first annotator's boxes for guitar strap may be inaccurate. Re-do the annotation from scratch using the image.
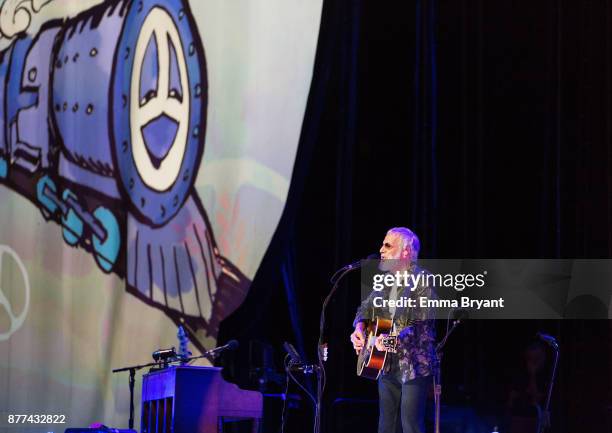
[390,268,417,335]
[388,283,399,334]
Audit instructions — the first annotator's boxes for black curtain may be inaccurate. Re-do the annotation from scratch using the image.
[219,1,612,432]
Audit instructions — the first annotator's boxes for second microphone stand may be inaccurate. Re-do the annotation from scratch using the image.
[433,317,463,433]
[537,338,560,433]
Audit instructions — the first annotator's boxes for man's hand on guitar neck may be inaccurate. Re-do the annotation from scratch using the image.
[350,322,366,354]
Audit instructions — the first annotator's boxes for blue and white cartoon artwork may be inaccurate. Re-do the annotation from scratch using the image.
[0,0,249,349]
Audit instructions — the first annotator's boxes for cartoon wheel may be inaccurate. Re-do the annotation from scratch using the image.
[91,206,120,273]
[36,175,59,219]
[61,189,84,246]
[112,0,206,227]
[0,158,7,179]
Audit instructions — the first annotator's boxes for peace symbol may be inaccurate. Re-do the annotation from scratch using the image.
[130,7,190,192]
[0,245,30,341]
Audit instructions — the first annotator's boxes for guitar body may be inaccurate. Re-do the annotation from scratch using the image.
[356,317,396,380]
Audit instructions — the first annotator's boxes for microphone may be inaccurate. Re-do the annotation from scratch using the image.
[536,332,559,349]
[283,342,303,365]
[331,253,379,284]
[206,340,239,358]
[226,340,239,350]
[343,253,380,270]
[283,342,320,374]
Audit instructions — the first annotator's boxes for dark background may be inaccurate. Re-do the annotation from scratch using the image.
[219,1,612,432]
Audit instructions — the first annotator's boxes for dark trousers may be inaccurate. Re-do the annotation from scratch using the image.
[378,373,430,433]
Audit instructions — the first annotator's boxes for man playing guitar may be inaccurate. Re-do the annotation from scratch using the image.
[350,227,436,433]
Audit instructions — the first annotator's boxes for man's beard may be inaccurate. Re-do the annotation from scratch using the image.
[378,257,406,272]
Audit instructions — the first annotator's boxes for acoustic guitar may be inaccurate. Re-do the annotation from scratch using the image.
[356,317,398,380]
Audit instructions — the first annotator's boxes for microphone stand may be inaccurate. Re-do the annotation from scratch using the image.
[111,349,226,430]
[315,263,362,433]
[537,340,560,433]
[433,318,462,433]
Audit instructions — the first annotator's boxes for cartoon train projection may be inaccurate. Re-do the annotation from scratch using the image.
[0,0,249,350]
